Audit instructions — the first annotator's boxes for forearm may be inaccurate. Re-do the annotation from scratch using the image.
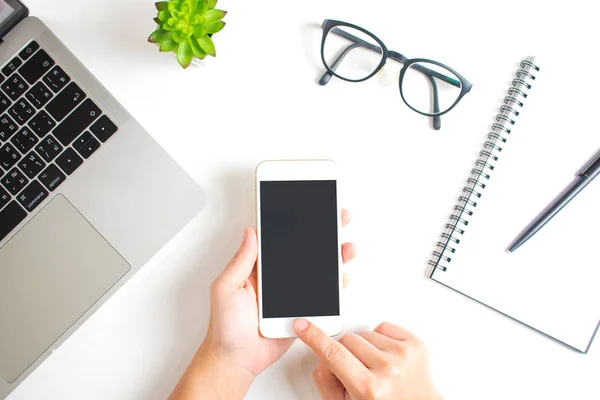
[169,343,254,400]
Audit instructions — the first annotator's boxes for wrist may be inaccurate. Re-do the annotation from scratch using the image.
[170,342,254,400]
[195,342,255,397]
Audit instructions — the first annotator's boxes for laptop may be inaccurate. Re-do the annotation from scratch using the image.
[0,1,205,397]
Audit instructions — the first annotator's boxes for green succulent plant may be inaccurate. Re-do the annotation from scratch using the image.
[148,0,227,69]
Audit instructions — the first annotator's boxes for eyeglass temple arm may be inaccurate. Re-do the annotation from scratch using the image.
[319,42,364,85]
[321,28,461,88]
[428,76,442,130]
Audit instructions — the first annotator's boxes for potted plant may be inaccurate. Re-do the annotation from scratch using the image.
[148,0,227,68]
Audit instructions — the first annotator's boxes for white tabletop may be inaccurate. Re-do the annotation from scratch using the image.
[9,0,600,399]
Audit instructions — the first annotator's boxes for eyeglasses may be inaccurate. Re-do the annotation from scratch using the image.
[319,20,473,130]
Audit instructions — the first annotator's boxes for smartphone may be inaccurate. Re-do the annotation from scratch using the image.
[256,160,343,338]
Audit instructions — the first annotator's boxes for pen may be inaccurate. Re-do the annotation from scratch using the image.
[506,150,600,253]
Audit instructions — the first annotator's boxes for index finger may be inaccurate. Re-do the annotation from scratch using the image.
[294,319,370,392]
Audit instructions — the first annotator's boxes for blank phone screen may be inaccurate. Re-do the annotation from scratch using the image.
[260,180,339,318]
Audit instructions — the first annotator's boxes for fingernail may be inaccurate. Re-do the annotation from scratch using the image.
[295,318,309,332]
[242,228,247,242]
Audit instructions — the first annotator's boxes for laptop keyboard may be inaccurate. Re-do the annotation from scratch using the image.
[0,41,118,242]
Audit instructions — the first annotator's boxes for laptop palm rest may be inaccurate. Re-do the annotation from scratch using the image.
[0,195,130,383]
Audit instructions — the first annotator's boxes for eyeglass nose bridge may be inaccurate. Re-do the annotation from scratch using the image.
[388,51,409,64]
[387,51,408,84]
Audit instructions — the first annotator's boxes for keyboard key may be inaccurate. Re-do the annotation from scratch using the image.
[11,127,38,154]
[0,143,20,170]
[46,82,86,122]
[17,180,48,212]
[43,66,71,93]
[26,82,53,109]
[73,131,94,150]
[18,49,55,85]
[39,164,65,192]
[19,41,40,61]
[8,98,36,125]
[90,115,118,143]
[56,147,83,175]
[0,114,18,141]
[2,73,29,100]
[36,135,63,162]
[19,151,46,179]
[0,92,10,115]
[2,57,23,76]
[78,139,100,159]
[2,168,28,195]
[28,110,55,137]
[53,99,101,146]
[0,186,9,209]
[75,132,101,159]
[0,201,27,242]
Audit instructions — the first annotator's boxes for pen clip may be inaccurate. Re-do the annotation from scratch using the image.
[577,150,600,177]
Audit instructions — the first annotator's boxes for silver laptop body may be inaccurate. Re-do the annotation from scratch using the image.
[0,5,205,398]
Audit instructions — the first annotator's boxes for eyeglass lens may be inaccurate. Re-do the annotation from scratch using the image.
[322,26,384,81]
[401,62,463,115]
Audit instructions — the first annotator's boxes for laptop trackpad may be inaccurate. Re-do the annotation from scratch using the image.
[0,195,130,383]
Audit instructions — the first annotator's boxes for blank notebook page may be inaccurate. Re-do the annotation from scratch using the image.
[430,58,600,353]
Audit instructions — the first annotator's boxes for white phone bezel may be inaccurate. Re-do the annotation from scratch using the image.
[255,160,343,338]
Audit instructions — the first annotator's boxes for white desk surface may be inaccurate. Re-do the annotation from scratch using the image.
[8,0,600,399]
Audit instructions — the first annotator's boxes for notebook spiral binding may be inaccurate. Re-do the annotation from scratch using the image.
[428,57,540,275]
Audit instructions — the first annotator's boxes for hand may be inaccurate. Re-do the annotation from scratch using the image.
[170,211,357,400]
[204,209,356,377]
[294,320,442,400]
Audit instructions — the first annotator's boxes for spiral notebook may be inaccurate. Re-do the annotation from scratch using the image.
[428,57,600,353]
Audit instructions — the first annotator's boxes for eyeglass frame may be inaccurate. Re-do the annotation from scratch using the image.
[319,19,473,130]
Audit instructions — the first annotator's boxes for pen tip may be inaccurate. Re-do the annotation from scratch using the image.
[505,250,512,255]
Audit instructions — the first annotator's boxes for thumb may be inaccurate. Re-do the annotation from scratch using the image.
[218,227,258,287]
